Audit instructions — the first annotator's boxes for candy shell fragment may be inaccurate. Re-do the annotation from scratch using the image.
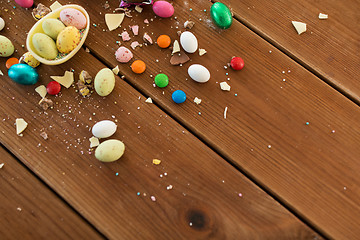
[292,21,306,35]
[199,48,207,56]
[16,118,28,135]
[135,5,143,13]
[50,1,62,11]
[89,136,100,148]
[105,13,125,31]
[130,25,139,35]
[194,97,202,105]
[220,82,231,91]
[145,97,153,103]
[319,13,328,19]
[121,31,131,41]
[50,71,74,88]
[112,65,120,75]
[184,20,195,29]
[143,32,153,44]
[35,85,47,98]
[131,41,140,50]
[170,52,190,65]
[172,40,180,55]
[152,159,161,165]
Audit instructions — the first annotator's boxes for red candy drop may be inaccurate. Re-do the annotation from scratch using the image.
[230,57,244,70]
[46,81,61,95]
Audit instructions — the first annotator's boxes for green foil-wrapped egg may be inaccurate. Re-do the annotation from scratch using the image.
[210,2,233,29]
[8,63,39,85]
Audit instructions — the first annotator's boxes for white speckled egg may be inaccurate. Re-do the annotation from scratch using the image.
[188,64,211,83]
[94,68,115,96]
[180,31,198,53]
[92,120,117,138]
[0,35,14,57]
[0,17,5,31]
[95,139,125,162]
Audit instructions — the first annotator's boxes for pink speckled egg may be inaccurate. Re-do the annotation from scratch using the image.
[15,0,33,8]
[152,1,174,18]
[115,46,133,63]
[60,8,87,30]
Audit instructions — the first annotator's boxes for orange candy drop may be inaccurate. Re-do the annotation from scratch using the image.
[131,60,146,74]
[6,58,19,69]
[157,35,171,48]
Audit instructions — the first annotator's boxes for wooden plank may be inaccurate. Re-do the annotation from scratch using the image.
[0,147,103,239]
[61,0,360,239]
[218,0,360,102]
[0,1,320,239]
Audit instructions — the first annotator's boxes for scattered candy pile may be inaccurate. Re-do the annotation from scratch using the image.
[1,0,245,164]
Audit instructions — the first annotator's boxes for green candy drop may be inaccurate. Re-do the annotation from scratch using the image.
[154,73,169,88]
[210,2,233,29]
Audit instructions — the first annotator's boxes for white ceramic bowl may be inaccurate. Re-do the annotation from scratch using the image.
[26,4,90,65]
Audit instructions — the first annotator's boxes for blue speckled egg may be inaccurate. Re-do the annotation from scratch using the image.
[8,63,39,85]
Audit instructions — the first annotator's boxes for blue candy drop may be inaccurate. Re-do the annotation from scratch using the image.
[172,90,186,104]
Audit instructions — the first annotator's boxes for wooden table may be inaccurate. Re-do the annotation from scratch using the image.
[1,0,359,239]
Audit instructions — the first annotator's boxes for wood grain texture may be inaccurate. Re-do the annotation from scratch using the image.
[58,0,360,239]
[0,147,103,239]
[218,0,360,102]
[0,1,319,239]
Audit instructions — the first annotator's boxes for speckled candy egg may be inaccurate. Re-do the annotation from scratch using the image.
[56,26,81,54]
[32,33,58,59]
[152,1,174,18]
[8,63,38,85]
[60,8,87,30]
[115,46,133,63]
[19,52,40,68]
[15,0,33,8]
[0,35,14,57]
[94,68,115,96]
[42,19,65,40]
[95,139,125,162]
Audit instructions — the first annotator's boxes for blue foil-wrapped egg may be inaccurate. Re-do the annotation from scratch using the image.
[8,63,39,85]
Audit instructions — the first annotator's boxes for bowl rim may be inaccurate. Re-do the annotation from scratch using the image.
[26,4,90,65]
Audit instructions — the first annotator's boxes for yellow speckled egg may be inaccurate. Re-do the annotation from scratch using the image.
[56,26,80,54]
[32,33,58,60]
[95,139,125,162]
[19,52,40,68]
[0,35,15,57]
[42,19,65,40]
[94,68,115,96]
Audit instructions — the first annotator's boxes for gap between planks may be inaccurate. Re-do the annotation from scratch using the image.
[82,46,328,239]
[0,142,107,239]
[210,0,360,107]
